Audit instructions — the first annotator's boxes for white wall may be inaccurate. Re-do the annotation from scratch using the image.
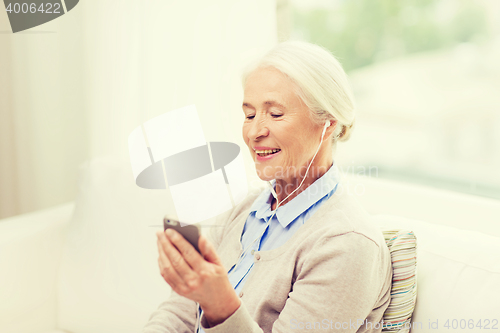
[0,0,277,219]
[0,5,87,219]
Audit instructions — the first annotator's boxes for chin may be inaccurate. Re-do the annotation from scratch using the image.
[257,175,275,182]
[255,165,276,182]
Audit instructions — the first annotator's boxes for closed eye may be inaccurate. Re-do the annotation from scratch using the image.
[272,114,282,118]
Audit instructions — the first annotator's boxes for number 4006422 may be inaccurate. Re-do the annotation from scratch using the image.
[5,2,62,14]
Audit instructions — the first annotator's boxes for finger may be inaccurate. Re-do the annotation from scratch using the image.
[159,230,199,286]
[165,229,204,271]
[199,235,222,266]
[157,236,189,294]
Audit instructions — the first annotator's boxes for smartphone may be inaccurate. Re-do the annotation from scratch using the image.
[163,215,201,254]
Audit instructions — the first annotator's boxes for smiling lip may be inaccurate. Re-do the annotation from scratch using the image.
[253,146,280,150]
[255,149,281,161]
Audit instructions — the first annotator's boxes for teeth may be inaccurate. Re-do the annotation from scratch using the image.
[255,149,280,154]
[255,149,281,157]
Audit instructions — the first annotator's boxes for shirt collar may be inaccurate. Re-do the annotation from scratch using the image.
[249,162,340,228]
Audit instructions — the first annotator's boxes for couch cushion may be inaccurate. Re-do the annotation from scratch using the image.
[373,214,500,332]
[56,156,177,333]
[0,204,74,333]
[381,229,417,332]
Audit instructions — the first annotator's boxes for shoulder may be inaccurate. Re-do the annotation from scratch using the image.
[295,187,392,283]
[303,186,387,251]
[295,190,391,283]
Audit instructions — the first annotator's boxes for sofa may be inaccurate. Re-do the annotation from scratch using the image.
[1,155,499,333]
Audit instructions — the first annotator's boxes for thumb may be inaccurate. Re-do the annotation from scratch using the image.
[199,235,221,265]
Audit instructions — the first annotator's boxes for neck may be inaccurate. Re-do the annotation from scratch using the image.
[271,152,333,211]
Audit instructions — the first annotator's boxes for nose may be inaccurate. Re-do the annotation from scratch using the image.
[246,114,269,142]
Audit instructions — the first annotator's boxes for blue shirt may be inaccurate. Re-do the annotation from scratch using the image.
[197,162,340,332]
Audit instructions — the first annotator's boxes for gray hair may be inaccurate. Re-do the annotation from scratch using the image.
[241,40,356,145]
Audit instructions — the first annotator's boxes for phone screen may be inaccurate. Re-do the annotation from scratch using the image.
[163,216,201,253]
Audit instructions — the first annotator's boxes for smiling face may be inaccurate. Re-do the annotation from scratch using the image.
[242,66,330,183]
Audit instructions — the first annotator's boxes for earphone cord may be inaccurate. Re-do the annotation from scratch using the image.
[196,123,329,332]
[228,124,329,278]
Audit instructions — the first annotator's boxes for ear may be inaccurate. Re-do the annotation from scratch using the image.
[324,119,337,140]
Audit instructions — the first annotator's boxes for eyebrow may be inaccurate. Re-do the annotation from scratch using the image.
[242,100,287,110]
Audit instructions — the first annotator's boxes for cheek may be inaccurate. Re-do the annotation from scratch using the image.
[284,137,308,165]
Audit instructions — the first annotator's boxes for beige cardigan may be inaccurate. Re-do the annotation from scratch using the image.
[142,185,393,333]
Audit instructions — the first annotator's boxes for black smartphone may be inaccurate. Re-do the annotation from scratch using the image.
[163,215,201,254]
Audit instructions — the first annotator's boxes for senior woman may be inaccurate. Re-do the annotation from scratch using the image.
[143,40,393,333]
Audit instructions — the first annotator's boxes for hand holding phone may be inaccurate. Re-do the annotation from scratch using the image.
[163,215,201,253]
[157,215,241,327]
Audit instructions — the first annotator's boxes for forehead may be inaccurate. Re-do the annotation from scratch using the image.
[243,67,299,103]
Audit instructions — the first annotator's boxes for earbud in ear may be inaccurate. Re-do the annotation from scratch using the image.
[321,120,331,138]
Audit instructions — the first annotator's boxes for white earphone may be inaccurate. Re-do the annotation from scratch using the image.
[321,120,331,141]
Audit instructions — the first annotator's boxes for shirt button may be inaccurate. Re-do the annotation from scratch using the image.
[251,250,255,255]
[239,291,244,297]
[255,253,261,260]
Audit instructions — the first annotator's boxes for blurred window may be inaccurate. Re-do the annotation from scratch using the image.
[280,0,500,200]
